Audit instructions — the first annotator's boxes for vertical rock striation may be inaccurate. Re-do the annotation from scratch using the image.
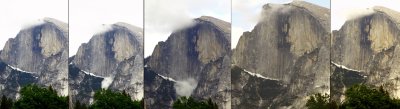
[145,16,231,109]
[232,1,330,108]
[0,18,69,99]
[69,23,143,105]
[331,6,400,102]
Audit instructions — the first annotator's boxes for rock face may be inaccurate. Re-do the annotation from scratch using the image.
[331,6,400,102]
[69,23,143,105]
[0,18,69,99]
[145,16,231,109]
[232,1,330,108]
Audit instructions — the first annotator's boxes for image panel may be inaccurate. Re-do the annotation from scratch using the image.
[0,0,69,108]
[144,0,231,108]
[331,0,400,106]
[231,0,330,108]
[69,0,144,108]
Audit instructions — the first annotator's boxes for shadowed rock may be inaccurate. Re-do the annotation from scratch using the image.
[145,16,231,109]
[232,1,330,108]
[69,23,143,105]
[331,6,400,102]
[0,18,68,99]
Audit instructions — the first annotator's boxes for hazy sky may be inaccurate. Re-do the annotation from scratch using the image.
[144,0,231,57]
[0,0,68,50]
[331,0,400,31]
[232,0,330,49]
[69,0,143,56]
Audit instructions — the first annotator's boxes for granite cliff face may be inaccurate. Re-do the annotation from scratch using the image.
[145,16,231,109]
[331,6,400,102]
[0,18,69,99]
[69,23,143,104]
[232,1,330,108]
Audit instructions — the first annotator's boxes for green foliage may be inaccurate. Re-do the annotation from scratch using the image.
[13,84,68,109]
[173,96,218,109]
[306,84,400,109]
[341,84,400,109]
[0,85,144,109]
[306,93,331,109]
[0,95,13,109]
[89,89,143,109]
[74,100,88,109]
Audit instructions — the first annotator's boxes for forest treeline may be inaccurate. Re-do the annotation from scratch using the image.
[306,84,400,109]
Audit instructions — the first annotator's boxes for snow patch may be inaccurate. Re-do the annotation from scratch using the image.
[101,76,114,89]
[157,74,176,82]
[80,70,102,78]
[243,68,279,81]
[7,65,36,74]
[331,61,364,72]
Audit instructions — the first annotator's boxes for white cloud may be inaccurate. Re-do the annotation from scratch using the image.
[174,78,198,97]
[69,0,143,56]
[101,76,114,89]
[20,19,46,30]
[0,0,68,50]
[332,0,400,31]
[145,0,231,57]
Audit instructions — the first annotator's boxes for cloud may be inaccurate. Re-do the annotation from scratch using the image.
[345,9,374,21]
[145,0,230,56]
[101,76,114,89]
[93,24,114,35]
[0,0,68,50]
[20,19,46,30]
[174,78,198,97]
[332,0,400,30]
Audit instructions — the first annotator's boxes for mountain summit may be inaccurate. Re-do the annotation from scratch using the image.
[69,23,143,105]
[232,1,330,108]
[331,6,400,102]
[0,18,69,99]
[145,16,231,109]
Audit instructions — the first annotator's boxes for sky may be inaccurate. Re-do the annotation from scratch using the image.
[232,0,330,49]
[69,0,143,56]
[331,0,400,31]
[144,0,231,57]
[0,0,68,50]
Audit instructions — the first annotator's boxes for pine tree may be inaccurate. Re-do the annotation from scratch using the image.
[0,95,13,109]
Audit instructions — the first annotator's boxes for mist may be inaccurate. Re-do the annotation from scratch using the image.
[331,0,400,31]
[101,76,114,89]
[93,24,114,35]
[144,0,230,57]
[21,19,46,30]
[174,78,198,97]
